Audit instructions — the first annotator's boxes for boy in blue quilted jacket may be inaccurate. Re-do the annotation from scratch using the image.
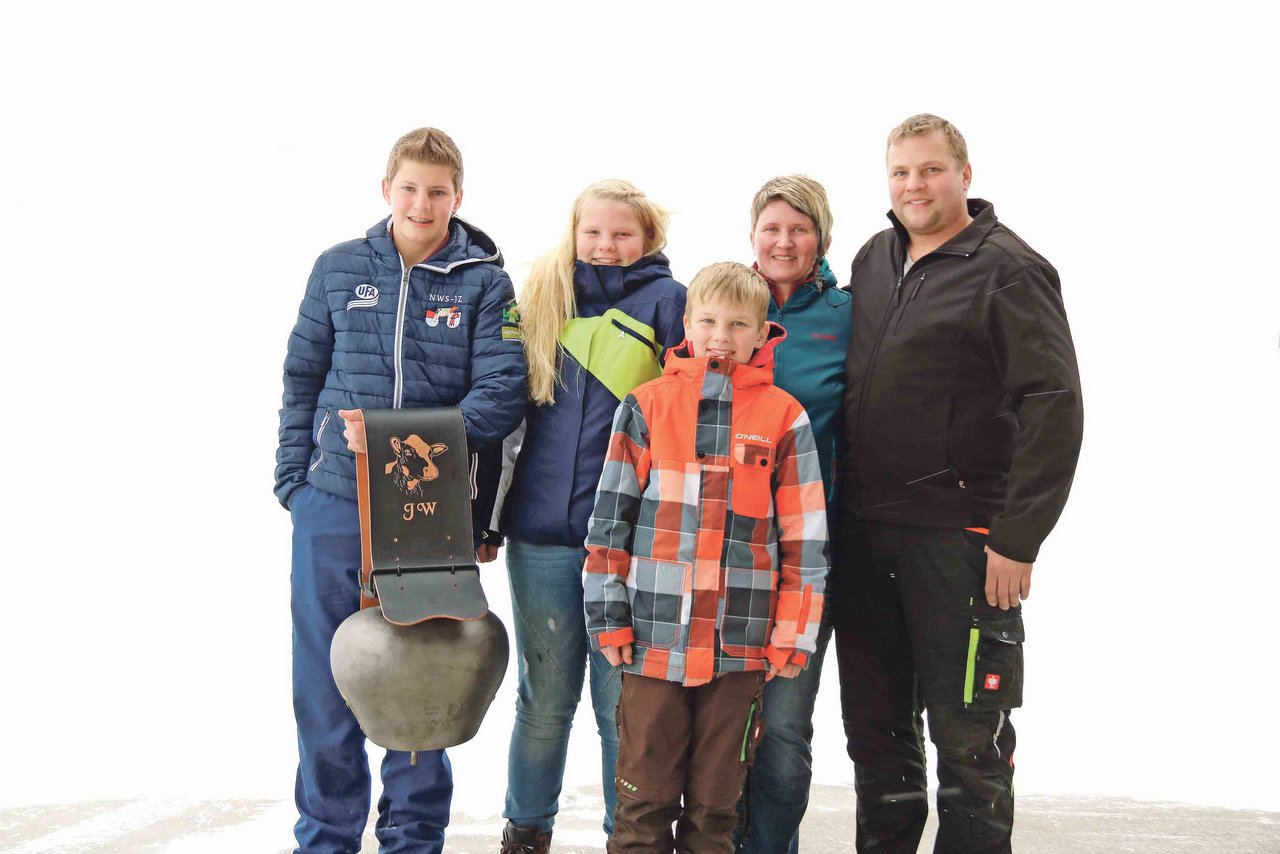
[275,127,527,854]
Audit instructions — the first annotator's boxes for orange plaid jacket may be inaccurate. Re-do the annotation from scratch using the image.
[582,327,828,686]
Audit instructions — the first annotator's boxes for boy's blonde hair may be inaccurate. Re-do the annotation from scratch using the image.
[521,179,670,405]
[886,114,969,167]
[750,174,834,257]
[686,262,770,328]
[385,127,464,189]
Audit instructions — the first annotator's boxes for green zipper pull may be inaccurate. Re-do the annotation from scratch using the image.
[740,700,757,762]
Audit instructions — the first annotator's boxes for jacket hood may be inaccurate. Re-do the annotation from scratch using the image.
[367,215,505,272]
[574,252,676,306]
[664,321,787,386]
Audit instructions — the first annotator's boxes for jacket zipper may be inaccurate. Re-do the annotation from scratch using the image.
[392,263,411,408]
[892,272,927,335]
[309,409,331,471]
[849,273,904,513]
[851,246,970,513]
[610,317,658,354]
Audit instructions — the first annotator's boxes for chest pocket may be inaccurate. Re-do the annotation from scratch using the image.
[730,441,774,519]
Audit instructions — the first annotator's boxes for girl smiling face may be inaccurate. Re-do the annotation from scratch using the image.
[575,198,646,266]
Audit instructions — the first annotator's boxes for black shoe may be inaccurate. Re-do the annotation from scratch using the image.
[500,821,552,854]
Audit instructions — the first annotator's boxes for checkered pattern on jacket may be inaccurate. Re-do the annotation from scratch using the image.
[583,327,828,686]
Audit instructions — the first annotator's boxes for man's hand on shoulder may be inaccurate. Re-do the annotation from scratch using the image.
[985,547,1032,610]
[600,643,633,667]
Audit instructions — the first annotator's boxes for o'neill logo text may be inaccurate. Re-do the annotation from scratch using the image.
[734,433,773,444]
[347,284,380,311]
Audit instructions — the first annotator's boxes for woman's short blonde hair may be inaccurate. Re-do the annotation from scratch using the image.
[686,262,770,327]
[749,174,833,257]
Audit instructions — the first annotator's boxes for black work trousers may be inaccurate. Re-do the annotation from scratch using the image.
[833,519,1024,854]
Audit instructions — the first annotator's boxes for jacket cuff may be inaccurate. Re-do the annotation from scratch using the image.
[765,645,807,671]
[592,627,635,650]
[280,480,306,511]
[986,525,1040,565]
[478,529,504,548]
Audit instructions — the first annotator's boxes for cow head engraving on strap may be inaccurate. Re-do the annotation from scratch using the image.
[385,435,448,498]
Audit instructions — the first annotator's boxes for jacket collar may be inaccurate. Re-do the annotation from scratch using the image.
[664,322,787,389]
[752,259,838,305]
[887,198,999,260]
[367,215,504,273]
[574,252,674,306]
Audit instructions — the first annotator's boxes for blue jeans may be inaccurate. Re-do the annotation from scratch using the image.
[291,484,452,854]
[503,538,622,834]
[735,616,834,854]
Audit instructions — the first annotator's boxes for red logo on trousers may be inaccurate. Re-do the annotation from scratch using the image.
[984,674,1001,691]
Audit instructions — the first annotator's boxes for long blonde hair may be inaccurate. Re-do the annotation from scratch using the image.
[521,179,669,405]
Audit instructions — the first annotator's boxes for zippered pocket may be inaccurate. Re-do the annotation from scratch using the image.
[309,409,332,471]
[893,272,927,335]
[610,317,659,354]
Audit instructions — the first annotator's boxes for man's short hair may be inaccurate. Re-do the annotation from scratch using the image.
[886,114,969,166]
[686,262,770,327]
[750,174,834,256]
[386,127,464,189]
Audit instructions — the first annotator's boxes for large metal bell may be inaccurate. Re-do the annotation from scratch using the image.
[331,608,508,752]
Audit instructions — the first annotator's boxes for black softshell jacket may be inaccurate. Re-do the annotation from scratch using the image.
[840,199,1083,563]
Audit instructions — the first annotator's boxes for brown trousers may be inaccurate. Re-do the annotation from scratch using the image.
[608,671,765,854]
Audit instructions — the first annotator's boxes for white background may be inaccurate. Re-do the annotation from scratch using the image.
[2,0,1277,819]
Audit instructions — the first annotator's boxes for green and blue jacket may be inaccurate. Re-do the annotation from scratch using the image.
[499,255,686,547]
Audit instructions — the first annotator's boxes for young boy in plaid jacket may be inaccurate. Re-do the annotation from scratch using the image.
[582,262,828,852]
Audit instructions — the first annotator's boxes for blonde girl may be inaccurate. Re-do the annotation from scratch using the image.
[495,179,686,852]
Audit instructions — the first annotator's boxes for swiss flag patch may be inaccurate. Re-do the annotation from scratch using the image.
[984,673,1001,691]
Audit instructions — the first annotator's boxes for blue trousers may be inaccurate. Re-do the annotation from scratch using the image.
[290,484,452,854]
[503,538,622,834]
[735,616,833,854]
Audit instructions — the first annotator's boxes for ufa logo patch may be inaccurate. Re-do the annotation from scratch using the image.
[425,305,461,328]
[984,673,1001,691]
[346,283,380,311]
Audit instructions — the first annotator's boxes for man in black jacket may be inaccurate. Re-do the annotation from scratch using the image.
[835,114,1083,853]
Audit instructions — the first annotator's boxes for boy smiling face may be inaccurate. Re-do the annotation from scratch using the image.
[684,297,768,365]
[382,159,462,266]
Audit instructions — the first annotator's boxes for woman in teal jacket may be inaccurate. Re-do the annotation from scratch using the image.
[736,175,851,854]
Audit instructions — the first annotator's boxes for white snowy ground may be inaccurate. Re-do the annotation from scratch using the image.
[3,785,1277,853]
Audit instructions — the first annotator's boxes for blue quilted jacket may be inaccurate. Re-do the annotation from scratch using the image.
[499,255,686,547]
[275,216,528,526]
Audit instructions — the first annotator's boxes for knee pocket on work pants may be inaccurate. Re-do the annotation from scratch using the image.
[965,611,1024,710]
[614,695,683,804]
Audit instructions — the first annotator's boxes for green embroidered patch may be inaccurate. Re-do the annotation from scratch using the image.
[501,303,521,325]
[501,326,524,341]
